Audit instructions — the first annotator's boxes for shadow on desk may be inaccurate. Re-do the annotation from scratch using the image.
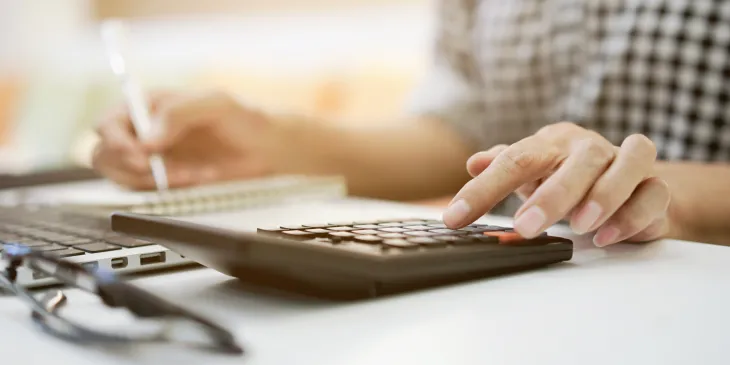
[194,259,580,309]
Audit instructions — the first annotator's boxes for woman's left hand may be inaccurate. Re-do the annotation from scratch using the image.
[443,122,672,247]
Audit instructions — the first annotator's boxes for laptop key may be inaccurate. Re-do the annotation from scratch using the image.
[59,238,94,246]
[75,242,122,253]
[31,244,67,252]
[32,232,77,242]
[0,234,22,242]
[17,240,51,247]
[48,248,85,258]
[104,236,155,248]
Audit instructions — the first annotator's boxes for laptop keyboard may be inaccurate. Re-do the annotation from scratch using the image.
[0,206,154,257]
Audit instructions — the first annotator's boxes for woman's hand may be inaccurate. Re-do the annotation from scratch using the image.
[443,122,672,247]
[92,90,285,190]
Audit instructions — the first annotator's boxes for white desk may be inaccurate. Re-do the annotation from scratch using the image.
[1,198,730,365]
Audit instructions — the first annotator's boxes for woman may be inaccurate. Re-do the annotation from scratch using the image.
[92,0,730,246]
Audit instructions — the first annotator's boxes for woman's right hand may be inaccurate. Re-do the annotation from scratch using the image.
[92,90,283,190]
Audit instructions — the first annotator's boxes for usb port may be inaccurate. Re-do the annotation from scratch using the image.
[140,252,166,266]
[111,257,128,269]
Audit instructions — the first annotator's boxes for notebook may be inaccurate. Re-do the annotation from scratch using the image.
[19,174,348,216]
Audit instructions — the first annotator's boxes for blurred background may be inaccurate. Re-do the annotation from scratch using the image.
[0,0,435,174]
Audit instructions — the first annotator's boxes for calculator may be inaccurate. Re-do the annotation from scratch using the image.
[110,213,573,300]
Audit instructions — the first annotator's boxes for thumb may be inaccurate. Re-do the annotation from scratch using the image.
[466,144,509,177]
[144,91,234,152]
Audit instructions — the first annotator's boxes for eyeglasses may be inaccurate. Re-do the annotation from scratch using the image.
[0,243,243,355]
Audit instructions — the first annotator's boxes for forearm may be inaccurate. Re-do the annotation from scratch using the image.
[657,161,730,245]
[273,117,473,201]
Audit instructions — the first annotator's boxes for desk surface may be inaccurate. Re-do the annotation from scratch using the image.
[1,197,729,365]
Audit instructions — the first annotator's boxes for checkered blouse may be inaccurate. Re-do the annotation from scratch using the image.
[409,0,730,162]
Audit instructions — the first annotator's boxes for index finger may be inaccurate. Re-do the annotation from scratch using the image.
[442,136,565,228]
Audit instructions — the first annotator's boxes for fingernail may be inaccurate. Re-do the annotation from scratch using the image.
[443,199,471,227]
[514,206,546,238]
[594,226,620,247]
[572,200,603,234]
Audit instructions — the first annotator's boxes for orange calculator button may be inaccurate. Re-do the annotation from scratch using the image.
[483,231,525,243]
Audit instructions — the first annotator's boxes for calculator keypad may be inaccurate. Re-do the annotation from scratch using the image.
[257,218,563,253]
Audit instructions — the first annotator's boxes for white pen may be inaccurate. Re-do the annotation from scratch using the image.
[100,19,169,191]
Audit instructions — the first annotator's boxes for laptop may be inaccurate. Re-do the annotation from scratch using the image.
[0,161,190,286]
[0,204,196,288]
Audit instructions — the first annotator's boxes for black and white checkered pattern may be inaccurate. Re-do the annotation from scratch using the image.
[409,0,730,162]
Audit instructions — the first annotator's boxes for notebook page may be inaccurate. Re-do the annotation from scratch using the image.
[20,178,166,206]
[20,174,346,210]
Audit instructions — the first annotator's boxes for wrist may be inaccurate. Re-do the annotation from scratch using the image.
[263,113,336,175]
[654,161,692,241]
[664,193,687,240]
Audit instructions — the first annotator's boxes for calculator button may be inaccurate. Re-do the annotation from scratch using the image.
[352,229,380,235]
[280,225,305,230]
[433,235,461,243]
[304,228,331,235]
[353,224,380,229]
[405,225,432,230]
[383,239,420,249]
[378,222,404,227]
[457,227,491,233]
[427,223,447,228]
[378,227,408,233]
[401,220,429,225]
[378,233,407,239]
[327,226,355,231]
[301,223,335,228]
[327,222,355,226]
[257,227,284,233]
[429,228,468,235]
[483,231,524,243]
[281,230,318,239]
[407,237,446,246]
[355,235,383,244]
[328,232,356,242]
[404,231,438,237]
